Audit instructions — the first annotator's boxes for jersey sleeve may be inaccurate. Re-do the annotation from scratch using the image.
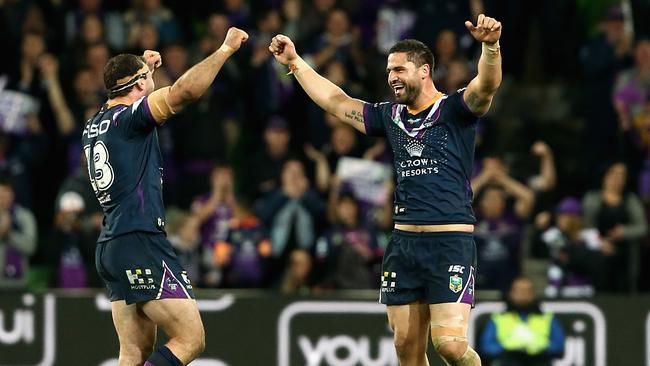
[362,102,392,137]
[114,96,158,137]
[453,88,481,126]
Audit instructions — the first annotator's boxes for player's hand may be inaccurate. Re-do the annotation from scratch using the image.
[222,27,249,54]
[269,34,298,65]
[465,14,501,45]
[143,50,162,71]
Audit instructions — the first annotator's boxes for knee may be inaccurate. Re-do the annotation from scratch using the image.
[393,331,425,359]
[433,337,468,362]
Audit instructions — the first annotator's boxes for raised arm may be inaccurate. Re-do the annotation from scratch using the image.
[148,27,248,123]
[269,34,368,134]
[463,14,502,116]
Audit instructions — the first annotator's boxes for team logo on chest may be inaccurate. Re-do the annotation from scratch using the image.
[405,139,425,157]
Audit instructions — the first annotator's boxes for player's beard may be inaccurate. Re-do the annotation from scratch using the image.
[395,81,421,106]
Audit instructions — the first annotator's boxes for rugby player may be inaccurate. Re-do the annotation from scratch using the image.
[82,28,248,366]
[269,14,502,366]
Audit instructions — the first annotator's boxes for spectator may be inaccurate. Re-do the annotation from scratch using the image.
[479,277,565,366]
[433,29,467,91]
[126,21,161,56]
[223,0,250,30]
[191,164,237,287]
[473,158,536,291]
[64,0,125,51]
[532,198,609,298]
[625,96,650,202]
[582,161,648,292]
[167,208,202,285]
[374,0,416,56]
[13,31,46,94]
[246,116,295,198]
[314,191,382,289]
[257,159,326,282]
[304,8,364,80]
[84,42,111,90]
[0,179,37,288]
[191,13,229,64]
[300,0,338,43]
[123,0,182,47]
[214,200,271,288]
[51,159,103,288]
[322,123,364,173]
[249,7,293,122]
[438,58,471,94]
[279,248,312,295]
[580,5,633,181]
[280,0,303,42]
[614,39,650,132]
[64,14,107,73]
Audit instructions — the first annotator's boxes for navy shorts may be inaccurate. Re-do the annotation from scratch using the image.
[379,230,476,306]
[95,231,195,305]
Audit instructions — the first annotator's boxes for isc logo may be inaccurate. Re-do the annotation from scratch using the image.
[448,265,465,274]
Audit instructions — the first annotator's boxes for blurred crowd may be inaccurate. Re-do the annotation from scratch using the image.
[1,0,650,299]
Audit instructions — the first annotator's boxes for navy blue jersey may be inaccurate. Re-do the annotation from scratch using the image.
[363,89,479,224]
[81,97,165,242]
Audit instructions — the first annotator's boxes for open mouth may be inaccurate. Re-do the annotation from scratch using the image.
[393,84,405,94]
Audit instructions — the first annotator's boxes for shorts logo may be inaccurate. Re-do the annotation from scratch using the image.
[448,265,465,274]
[181,271,193,289]
[449,274,463,293]
[166,277,178,291]
[381,272,396,292]
[126,268,156,290]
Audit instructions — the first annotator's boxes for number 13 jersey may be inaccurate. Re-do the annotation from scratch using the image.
[82,96,166,242]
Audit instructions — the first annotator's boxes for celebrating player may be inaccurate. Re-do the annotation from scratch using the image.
[82,28,248,366]
[270,14,502,366]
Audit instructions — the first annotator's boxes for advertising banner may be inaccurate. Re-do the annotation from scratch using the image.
[0,291,648,365]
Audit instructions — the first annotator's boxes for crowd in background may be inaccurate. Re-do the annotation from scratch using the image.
[1,0,649,299]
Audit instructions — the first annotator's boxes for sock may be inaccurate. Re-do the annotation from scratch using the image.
[144,346,183,366]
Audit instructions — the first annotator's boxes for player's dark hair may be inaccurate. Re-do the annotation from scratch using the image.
[103,54,146,99]
[389,39,435,79]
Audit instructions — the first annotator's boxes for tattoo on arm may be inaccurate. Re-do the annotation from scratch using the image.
[465,90,490,113]
[343,109,364,125]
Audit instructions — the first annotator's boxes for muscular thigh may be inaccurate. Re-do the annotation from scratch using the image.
[387,301,430,343]
[140,298,204,341]
[112,300,156,351]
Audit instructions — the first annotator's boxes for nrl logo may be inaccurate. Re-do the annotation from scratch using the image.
[449,275,463,293]
[405,139,425,157]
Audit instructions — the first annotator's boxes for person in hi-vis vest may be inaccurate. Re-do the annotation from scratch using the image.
[479,277,565,366]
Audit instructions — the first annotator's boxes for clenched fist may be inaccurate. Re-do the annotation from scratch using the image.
[268,34,298,66]
[143,50,162,71]
[221,27,249,54]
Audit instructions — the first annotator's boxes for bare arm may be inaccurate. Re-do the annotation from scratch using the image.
[463,14,502,116]
[148,27,249,123]
[269,34,367,134]
[493,172,536,219]
[304,144,332,193]
[39,55,75,135]
[530,141,557,192]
